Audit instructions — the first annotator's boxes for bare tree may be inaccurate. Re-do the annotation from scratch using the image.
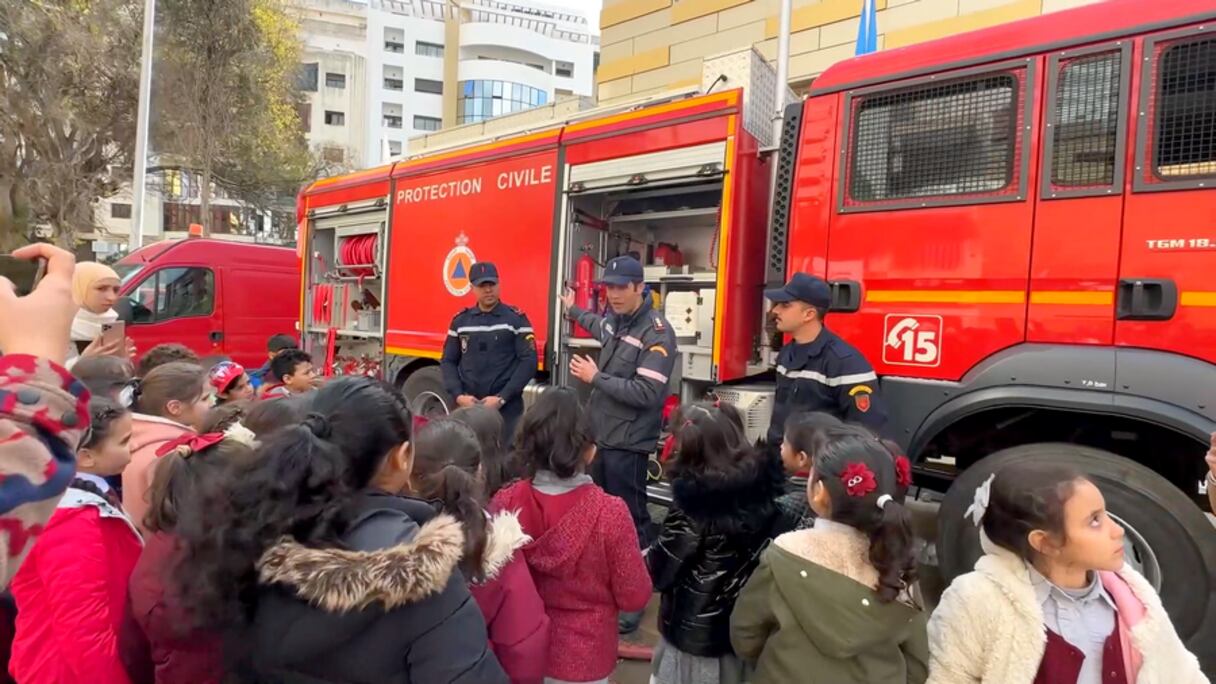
[0,0,140,247]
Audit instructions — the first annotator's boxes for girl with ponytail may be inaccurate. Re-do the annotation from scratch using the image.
[412,418,549,684]
[172,376,507,684]
[731,426,928,684]
[10,397,146,684]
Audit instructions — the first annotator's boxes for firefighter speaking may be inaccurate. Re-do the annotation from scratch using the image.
[765,272,888,447]
[440,261,538,441]
[562,255,677,550]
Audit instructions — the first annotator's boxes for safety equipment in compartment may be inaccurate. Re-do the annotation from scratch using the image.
[338,234,378,280]
[653,242,684,267]
[572,250,598,338]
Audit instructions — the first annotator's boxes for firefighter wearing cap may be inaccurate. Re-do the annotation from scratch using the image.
[562,255,676,550]
[440,262,538,441]
[765,272,887,447]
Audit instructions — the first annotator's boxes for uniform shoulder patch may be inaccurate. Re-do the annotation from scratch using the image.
[849,384,873,413]
[509,304,525,316]
[648,344,669,357]
[652,316,666,332]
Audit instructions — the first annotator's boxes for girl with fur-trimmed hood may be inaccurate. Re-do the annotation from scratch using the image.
[927,461,1207,684]
[171,376,507,684]
[411,417,549,684]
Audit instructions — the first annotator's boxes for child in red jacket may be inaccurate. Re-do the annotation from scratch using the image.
[123,424,259,684]
[10,397,144,684]
[413,417,549,684]
[491,388,652,684]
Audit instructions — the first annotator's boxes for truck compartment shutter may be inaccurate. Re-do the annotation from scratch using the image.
[566,141,727,192]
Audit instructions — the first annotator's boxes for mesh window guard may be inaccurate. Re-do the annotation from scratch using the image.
[1154,37,1216,179]
[849,74,1018,203]
[1052,52,1122,187]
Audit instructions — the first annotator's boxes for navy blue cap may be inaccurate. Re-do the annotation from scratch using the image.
[601,256,644,285]
[764,273,831,308]
[469,262,499,285]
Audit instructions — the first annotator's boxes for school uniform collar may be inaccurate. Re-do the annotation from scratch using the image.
[1029,564,1117,611]
[76,472,112,493]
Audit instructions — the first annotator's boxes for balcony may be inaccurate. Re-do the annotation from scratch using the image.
[385,41,405,53]
[384,78,404,91]
[383,115,403,129]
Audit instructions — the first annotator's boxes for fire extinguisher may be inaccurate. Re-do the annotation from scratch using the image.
[572,251,596,338]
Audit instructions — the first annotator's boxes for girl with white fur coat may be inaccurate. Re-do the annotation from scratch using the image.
[927,461,1208,684]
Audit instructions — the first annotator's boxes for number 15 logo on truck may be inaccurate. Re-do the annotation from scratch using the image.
[883,314,942,367]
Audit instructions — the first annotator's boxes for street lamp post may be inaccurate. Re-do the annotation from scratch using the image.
[128,0,156,252]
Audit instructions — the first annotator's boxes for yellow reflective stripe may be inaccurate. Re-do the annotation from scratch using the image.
[385,346,442,359]
[1181,291,1216,307]
[865,290,1026,304]
[1029,291,1114,306]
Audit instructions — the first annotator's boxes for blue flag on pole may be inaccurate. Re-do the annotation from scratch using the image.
[856,0,878,55]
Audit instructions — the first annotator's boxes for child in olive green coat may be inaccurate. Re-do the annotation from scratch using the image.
[730,426,928,684]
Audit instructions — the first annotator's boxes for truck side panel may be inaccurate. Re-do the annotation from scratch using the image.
[384,150,560,361]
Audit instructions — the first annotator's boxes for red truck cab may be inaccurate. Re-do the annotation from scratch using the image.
[112,238,300,368]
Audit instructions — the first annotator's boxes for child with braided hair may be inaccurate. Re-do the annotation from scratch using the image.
[731,426,928,684]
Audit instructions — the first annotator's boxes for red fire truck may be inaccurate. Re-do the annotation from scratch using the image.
[299,0,1216,665]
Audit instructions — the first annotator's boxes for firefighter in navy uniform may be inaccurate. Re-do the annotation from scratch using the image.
[765,272,887,448]
[562,256,676,543]
[440,262,538,442]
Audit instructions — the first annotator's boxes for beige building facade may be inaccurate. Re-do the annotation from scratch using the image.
[596,0,1102,104]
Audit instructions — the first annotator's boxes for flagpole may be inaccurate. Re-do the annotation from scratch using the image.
[129,0,156,252]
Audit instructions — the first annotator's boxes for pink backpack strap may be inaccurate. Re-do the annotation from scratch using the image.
[1100,570,1145,680]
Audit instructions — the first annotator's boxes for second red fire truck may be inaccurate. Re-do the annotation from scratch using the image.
[298,0,1216,668]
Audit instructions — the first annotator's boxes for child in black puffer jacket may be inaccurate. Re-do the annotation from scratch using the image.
[647,402,796,684]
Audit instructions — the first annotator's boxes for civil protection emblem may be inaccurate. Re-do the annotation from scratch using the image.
[442,232,476,296]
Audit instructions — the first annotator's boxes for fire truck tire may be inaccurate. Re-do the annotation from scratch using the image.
[936,443,1216,669]
[401,366,452,418]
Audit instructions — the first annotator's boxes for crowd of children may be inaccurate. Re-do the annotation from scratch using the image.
[0,246,1209,684]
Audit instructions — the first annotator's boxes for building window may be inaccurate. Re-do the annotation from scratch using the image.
[388,141,402,156]
[556,61,574,78]
[384,114,403,129]
[415,41,444,58]
[110,203,132,219]
[324,110,345,126]
[415,78,443,95]
[414,115,442,131]
[1153,37,1216,180]
[1049,51,1123,188]
[385,40,405,53]
[325,72,346,89]
[384,77,404,91]
[848,73,1018,203]
[297,63,318,91]
[457,80,549,124]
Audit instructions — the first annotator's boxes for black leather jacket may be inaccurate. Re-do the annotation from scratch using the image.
[647,453,794,657]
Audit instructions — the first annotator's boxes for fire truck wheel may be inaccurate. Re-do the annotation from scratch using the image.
[401,366,452,418]
[936,442,1216,668]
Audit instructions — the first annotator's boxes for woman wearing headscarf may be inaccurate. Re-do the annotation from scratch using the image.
[67,263,128,369]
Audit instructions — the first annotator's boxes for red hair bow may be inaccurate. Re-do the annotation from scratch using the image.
[840,462,878,497]
[894,455,913,488]
[156,433,226,458]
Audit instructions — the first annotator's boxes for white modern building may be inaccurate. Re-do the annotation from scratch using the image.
[293,0,597,167]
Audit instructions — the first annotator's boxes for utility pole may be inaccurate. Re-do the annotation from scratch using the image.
[129,0,156,252]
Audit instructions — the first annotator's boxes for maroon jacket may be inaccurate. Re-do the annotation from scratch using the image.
[124,532,223,684]
[491,476,651,682]
[469,511,550,684]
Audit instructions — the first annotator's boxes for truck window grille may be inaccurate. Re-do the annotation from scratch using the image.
[848,73,1018,203]
[1051,51,1122,188]
[1153,36,1216,180]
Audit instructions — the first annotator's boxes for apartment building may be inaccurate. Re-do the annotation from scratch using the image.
[595,0,1103,104]
[293,0,597,166]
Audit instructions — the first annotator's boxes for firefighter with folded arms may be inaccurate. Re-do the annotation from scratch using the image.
[765,272,888,449]
[561,255,676,554]
[441,261,538,441]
